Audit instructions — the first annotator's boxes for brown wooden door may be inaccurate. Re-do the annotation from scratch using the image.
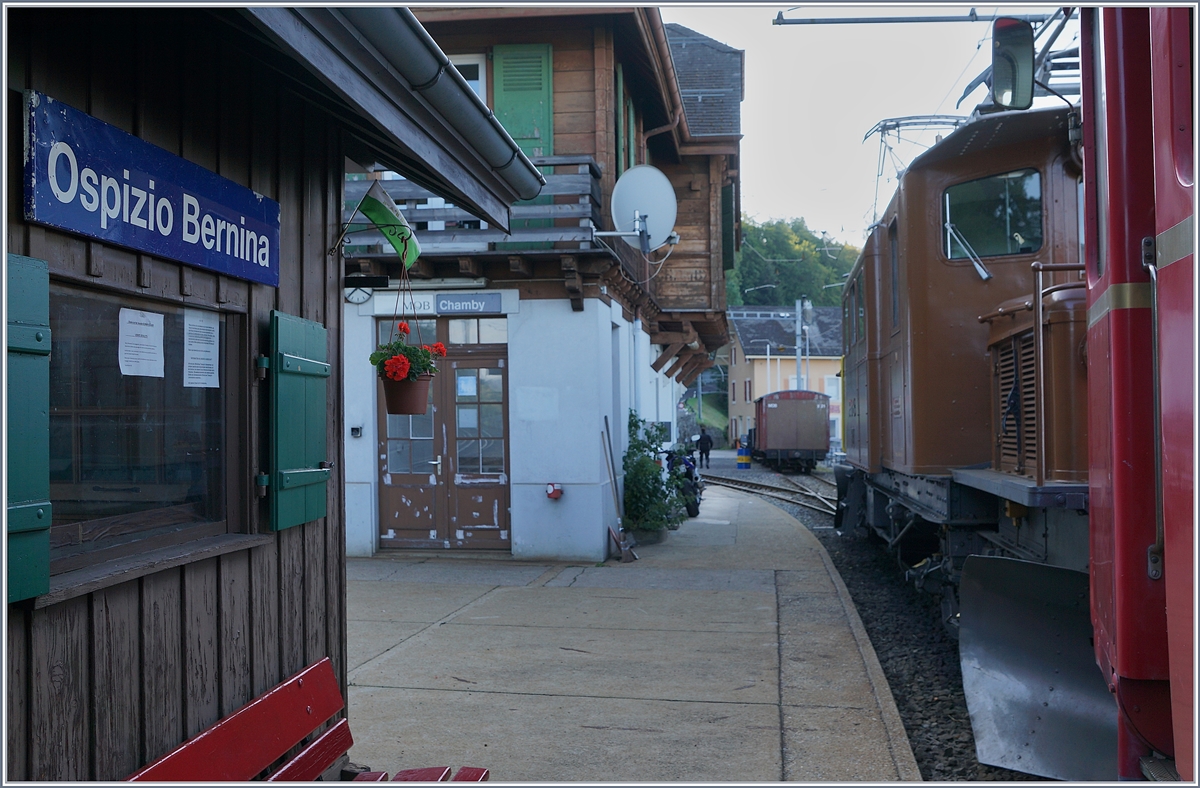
[377,376,442,547]
[376,319,509,550]
[444,356,509,548]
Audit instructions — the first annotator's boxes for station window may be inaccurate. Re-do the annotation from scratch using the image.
[48,286,228,573]
[455,366,506,474]
[380,318,437,348]
[449,317,507,345]
[943,168,1043,259]
[385,404,435,475]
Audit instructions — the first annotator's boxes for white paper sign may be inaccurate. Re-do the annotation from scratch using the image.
[118,308,164,378]
[183,309,220,388]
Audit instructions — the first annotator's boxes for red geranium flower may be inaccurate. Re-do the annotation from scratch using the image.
[384,354,411,381]
[396,321,410,335]
[432,342,447,357]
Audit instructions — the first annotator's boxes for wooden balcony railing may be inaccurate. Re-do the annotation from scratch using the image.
[342,155,603,255]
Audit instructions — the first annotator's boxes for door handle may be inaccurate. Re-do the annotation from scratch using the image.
[428,455,442,476]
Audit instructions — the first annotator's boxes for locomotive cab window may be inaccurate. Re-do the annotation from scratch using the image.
[943,168,1043,259]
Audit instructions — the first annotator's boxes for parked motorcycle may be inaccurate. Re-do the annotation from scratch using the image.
[667,445,703,518]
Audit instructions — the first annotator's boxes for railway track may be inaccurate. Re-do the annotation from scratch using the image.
[703,473,837,516]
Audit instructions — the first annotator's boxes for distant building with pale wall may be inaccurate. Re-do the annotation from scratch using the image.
[727,305,843,447]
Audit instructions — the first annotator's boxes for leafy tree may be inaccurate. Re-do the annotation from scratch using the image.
[727,216,859,307]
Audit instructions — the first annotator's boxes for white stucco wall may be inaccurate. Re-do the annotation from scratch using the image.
[344,299,380,557]
[507,298,619,562]
[343,289,682,562]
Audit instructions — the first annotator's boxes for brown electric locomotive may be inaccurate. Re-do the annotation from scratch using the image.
[837,103,1088,589]
[835,10,1194,781]
[835,103,1101,776]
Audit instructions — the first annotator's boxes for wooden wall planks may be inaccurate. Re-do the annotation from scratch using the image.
[279,524,308,681]
[141,570,184,769]
[7,8,348,780]
[29,597,90,780]
[91,581,141,780]
[7,607,29,779]
[183,558,220,740]
[250,542,283,698]
[219,551,253,719]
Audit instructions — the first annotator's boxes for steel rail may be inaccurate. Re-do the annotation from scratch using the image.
[703,474,837,515]
[774,475,837,507]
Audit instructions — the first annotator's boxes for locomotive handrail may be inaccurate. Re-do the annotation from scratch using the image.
[977,300,1033,323]
[1141,240,1165,581]
[1030,262,1086,271]
[1039,281,1087,297]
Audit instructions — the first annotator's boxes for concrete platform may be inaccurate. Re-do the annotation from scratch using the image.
[346,485,920,782]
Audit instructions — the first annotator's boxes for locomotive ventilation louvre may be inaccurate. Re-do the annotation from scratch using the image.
[996,331,1038,476]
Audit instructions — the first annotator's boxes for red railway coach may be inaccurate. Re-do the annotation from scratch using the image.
[974,9,1194,780]
[1079,8,1194,780]
[1146,9,1195,781]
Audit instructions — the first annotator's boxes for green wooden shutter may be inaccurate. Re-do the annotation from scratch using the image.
[626,91,636,172]
[493,44,553,158]
[7,254,52,602]
[269,311,330,531]
[615,63,626,177]
[721,184,736,271]
[494,44,553,249]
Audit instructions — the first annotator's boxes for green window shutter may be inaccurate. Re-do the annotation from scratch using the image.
[627,92,636,171]
[493,44,553,249]
[615,63,626,177]
[7,254,52,602]
[269,311,331,531]
[493,44,553,159]
[721,184,736,271]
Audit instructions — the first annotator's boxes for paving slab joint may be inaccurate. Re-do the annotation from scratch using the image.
[813,537,923,781]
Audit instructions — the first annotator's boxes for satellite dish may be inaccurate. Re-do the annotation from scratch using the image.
[609,165,677,253]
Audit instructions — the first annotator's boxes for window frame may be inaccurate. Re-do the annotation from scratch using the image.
[941,167,1045,261]
[46,281,246,576]
[451,53,487,104]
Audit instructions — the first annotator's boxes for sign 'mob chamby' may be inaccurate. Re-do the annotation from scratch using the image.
[24,90,281,287]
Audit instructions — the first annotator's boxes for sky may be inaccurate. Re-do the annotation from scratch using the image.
[658,4,1076,247]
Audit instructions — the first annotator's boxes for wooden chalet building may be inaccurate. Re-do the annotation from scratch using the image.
[340,8,743,561]
[6,7,540,780]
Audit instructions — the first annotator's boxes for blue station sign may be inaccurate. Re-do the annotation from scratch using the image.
[24,91,281,287]
[436,292,502,314]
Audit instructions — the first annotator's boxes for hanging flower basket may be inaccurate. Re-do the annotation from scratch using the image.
[380,373,433,415]
[369,321,446,416]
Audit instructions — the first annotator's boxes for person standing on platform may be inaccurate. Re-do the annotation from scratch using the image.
[696,427,713,469]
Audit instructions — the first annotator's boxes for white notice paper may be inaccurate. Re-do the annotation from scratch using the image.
[118,308,165,378]
[183,309,220,388]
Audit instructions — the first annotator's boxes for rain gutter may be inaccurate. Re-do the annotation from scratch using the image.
[243,7,544,230]
[339,7,544,201]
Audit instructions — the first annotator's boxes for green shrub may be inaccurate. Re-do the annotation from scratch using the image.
[622,410,685,531]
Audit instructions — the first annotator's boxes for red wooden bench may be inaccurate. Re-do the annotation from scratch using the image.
[126,657,487,782]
